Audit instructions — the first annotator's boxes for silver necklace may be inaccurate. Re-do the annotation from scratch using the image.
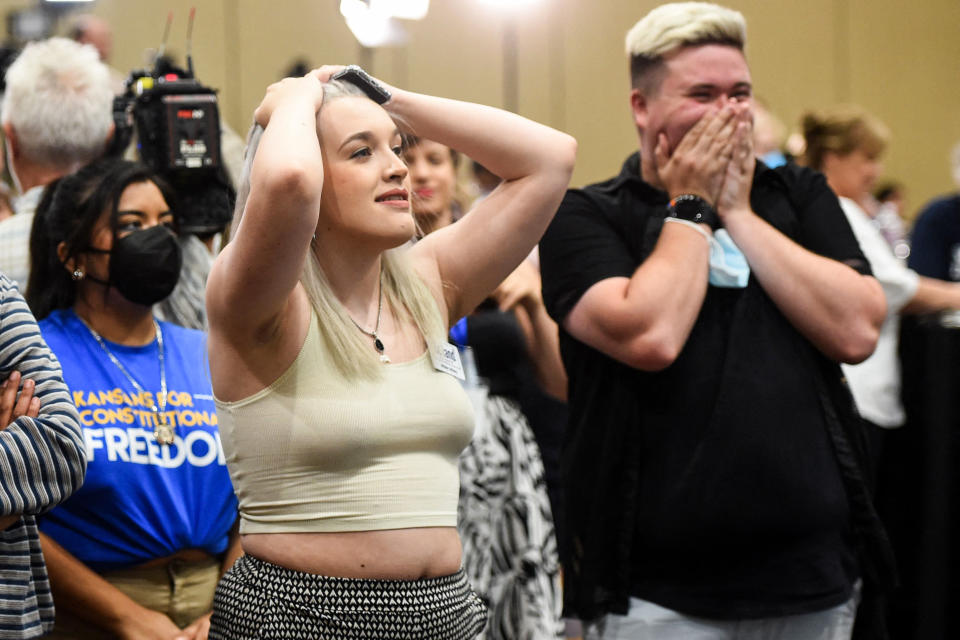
[77,315,175,445]
[347,270,390,363]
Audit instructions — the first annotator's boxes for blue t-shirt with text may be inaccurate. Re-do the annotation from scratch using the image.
[37,309,237,571]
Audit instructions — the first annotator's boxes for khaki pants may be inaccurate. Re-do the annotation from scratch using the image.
[46,557,220,638]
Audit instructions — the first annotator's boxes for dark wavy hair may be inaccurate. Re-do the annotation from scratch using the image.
[26,158,178,320]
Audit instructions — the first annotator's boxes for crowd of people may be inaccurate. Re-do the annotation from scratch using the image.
[1,2,959,640]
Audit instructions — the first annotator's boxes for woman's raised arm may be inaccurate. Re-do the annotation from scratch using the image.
[395,89,577,323]
[206,74,327,338]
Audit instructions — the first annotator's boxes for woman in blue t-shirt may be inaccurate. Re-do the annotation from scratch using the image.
[25,158,240,640]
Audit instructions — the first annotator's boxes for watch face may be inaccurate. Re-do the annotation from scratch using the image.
[669,196,717,228]
[672,198,703,217]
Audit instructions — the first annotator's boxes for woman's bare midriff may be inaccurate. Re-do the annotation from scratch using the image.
[241,527,462,580]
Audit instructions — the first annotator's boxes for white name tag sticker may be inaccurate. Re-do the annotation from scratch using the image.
[430,342,465,380]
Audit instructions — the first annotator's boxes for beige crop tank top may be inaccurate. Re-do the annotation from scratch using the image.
[215,311,475,534]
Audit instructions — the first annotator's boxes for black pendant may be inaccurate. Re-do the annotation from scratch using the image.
[374,337,385,353]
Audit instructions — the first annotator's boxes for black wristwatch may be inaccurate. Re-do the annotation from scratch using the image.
[667,194,719,230]
[332,65,392,105]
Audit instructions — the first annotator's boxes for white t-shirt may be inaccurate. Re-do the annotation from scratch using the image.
[839,197,919,427]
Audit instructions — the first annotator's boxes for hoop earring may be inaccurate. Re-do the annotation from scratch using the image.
[71,269,85,281]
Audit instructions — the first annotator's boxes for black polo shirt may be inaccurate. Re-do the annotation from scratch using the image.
[540,153,873,620]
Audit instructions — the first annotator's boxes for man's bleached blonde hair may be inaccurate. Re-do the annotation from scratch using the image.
[625,2,746,94]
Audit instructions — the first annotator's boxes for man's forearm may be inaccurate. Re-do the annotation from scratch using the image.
[565,221,711,371]
[1,412,87,515]
[723,209,885,363]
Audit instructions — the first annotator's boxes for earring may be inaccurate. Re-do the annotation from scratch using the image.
[71,269,85,281]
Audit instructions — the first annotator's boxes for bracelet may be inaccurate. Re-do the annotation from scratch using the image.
[663,216,712,245]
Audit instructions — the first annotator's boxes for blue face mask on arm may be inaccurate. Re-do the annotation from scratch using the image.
[708,229,750,288]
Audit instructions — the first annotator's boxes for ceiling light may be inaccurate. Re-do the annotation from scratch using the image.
[369,0,429,20]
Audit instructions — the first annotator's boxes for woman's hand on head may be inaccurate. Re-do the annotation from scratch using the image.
[305,65,347,84]
[254,74,326,129]
[307,65,397,98]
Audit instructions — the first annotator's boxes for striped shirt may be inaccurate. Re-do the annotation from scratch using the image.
[0,274,85,639]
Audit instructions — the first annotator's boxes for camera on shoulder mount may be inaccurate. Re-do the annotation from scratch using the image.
[108,44,235,235]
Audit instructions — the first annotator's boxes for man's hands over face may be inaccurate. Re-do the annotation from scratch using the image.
[655,101,753,220]
[714,116,755,222]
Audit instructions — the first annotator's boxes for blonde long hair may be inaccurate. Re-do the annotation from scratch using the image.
[232,80,446,379]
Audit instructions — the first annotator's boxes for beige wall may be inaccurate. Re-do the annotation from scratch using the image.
[5,0,956,215]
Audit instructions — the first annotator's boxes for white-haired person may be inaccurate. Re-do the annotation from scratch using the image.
[205,66,575,638]
[538,3,893,639]
[0,37,114,289]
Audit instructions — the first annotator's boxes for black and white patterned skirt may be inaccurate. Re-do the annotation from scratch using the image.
[210,554,488,639]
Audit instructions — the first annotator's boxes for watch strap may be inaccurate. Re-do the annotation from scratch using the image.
[332,65,392,105]
[667,194,719,230]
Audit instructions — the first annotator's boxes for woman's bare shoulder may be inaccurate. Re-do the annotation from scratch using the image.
[207,283,313,402]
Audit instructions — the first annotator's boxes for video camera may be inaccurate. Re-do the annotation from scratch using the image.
[107,14,234,235]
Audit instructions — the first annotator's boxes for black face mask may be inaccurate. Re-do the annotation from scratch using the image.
[86,226,183,306]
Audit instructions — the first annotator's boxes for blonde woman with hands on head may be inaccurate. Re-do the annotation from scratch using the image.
[205,65,576,639]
